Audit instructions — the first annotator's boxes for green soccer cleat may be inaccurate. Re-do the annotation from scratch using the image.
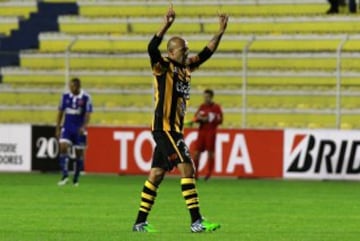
[132,222,158,233]
[191,218,221,233]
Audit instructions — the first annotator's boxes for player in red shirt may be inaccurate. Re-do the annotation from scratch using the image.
[192,89,223,180]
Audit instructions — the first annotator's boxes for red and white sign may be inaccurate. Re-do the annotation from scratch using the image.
[86,127,283,178]
[284,129,360,180]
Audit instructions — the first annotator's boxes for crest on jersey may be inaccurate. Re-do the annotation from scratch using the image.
[77,99,84,106]
[176,81,190,100]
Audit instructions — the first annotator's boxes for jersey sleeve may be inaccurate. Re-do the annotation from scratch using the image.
[86,95,93,113]
[148,35,168,76]
[58,94,66,111]
[187,47,213,72]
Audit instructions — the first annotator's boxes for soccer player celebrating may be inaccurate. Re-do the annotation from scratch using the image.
[192,89,223,181]
[55,78,92,186]
[132,4,228,232]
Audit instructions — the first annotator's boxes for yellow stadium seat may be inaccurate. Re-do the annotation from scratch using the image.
[39,35,360,54]
[4,69,360,89]
[251,39,340,52]
[1,109,359,129]
[131,22,202,34]
[43,0,77,2]
[60,16,360,35]
[18,54,360,72]
[205,21,360,35]
[58,18,360,35]
[39,37,246,53]
[0,4,36,18]
[246,113,337,129]
[79,4,326,17]
[0,20,18,35]
[20,54,241,70]
[2,71,155,86]
[60,22,128,34]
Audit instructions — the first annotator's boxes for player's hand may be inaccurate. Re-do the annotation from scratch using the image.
[218,12,229,33]
[78,127,86,135]
[196,113,208,123]
[55,128,61,140]
[164,3,175,26]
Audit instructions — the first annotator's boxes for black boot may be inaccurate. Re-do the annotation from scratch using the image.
[326,0,339,14]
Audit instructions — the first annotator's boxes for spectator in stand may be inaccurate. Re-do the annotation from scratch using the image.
[327,0,357,14]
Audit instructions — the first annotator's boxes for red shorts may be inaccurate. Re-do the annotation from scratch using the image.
[195,131,216,152]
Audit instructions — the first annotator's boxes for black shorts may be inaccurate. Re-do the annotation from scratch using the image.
[152,131,193,171]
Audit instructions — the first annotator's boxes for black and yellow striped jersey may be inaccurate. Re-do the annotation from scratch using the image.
[148,35,213,133]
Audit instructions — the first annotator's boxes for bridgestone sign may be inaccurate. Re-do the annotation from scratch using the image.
[284,129,360,180]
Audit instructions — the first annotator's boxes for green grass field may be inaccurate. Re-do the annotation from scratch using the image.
[0,173,359,241]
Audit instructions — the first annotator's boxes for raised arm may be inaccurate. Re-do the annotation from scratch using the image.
[207,13,228,52]
[148,4,176,66]
[156,4,175,38]
[188,13,229,71]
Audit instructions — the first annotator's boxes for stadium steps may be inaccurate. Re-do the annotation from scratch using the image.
[75,1,327,17]
[0,17,19,36]
[57,16,360,35]
[37,34,247,53]
[2,68,360,88]
[1,90,359,109]
[1,68,360,89]
[37,34,360,53]
[1,0,359,129]
[0,109,358,129]
[18,52,360,72]
[0,1,37,18]
[0,1,79,77]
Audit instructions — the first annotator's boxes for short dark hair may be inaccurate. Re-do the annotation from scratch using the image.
[70,77,81,86]
[204,89,214,97]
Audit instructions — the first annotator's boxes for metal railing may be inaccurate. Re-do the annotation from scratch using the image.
[237,34,354,129]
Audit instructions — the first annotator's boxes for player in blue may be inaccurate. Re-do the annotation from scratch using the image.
[55,77,92,186]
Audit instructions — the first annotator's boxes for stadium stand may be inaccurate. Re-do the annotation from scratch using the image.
[1,0,360,128]
[0,17,19,36]
[0,1,36,18]
[57,16,360,35]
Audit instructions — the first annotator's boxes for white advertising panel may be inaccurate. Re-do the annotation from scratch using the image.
[284,129,360,180]
[0,125,31,172]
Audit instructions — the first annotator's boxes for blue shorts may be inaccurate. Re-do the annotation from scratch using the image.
[59,127,87,149]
